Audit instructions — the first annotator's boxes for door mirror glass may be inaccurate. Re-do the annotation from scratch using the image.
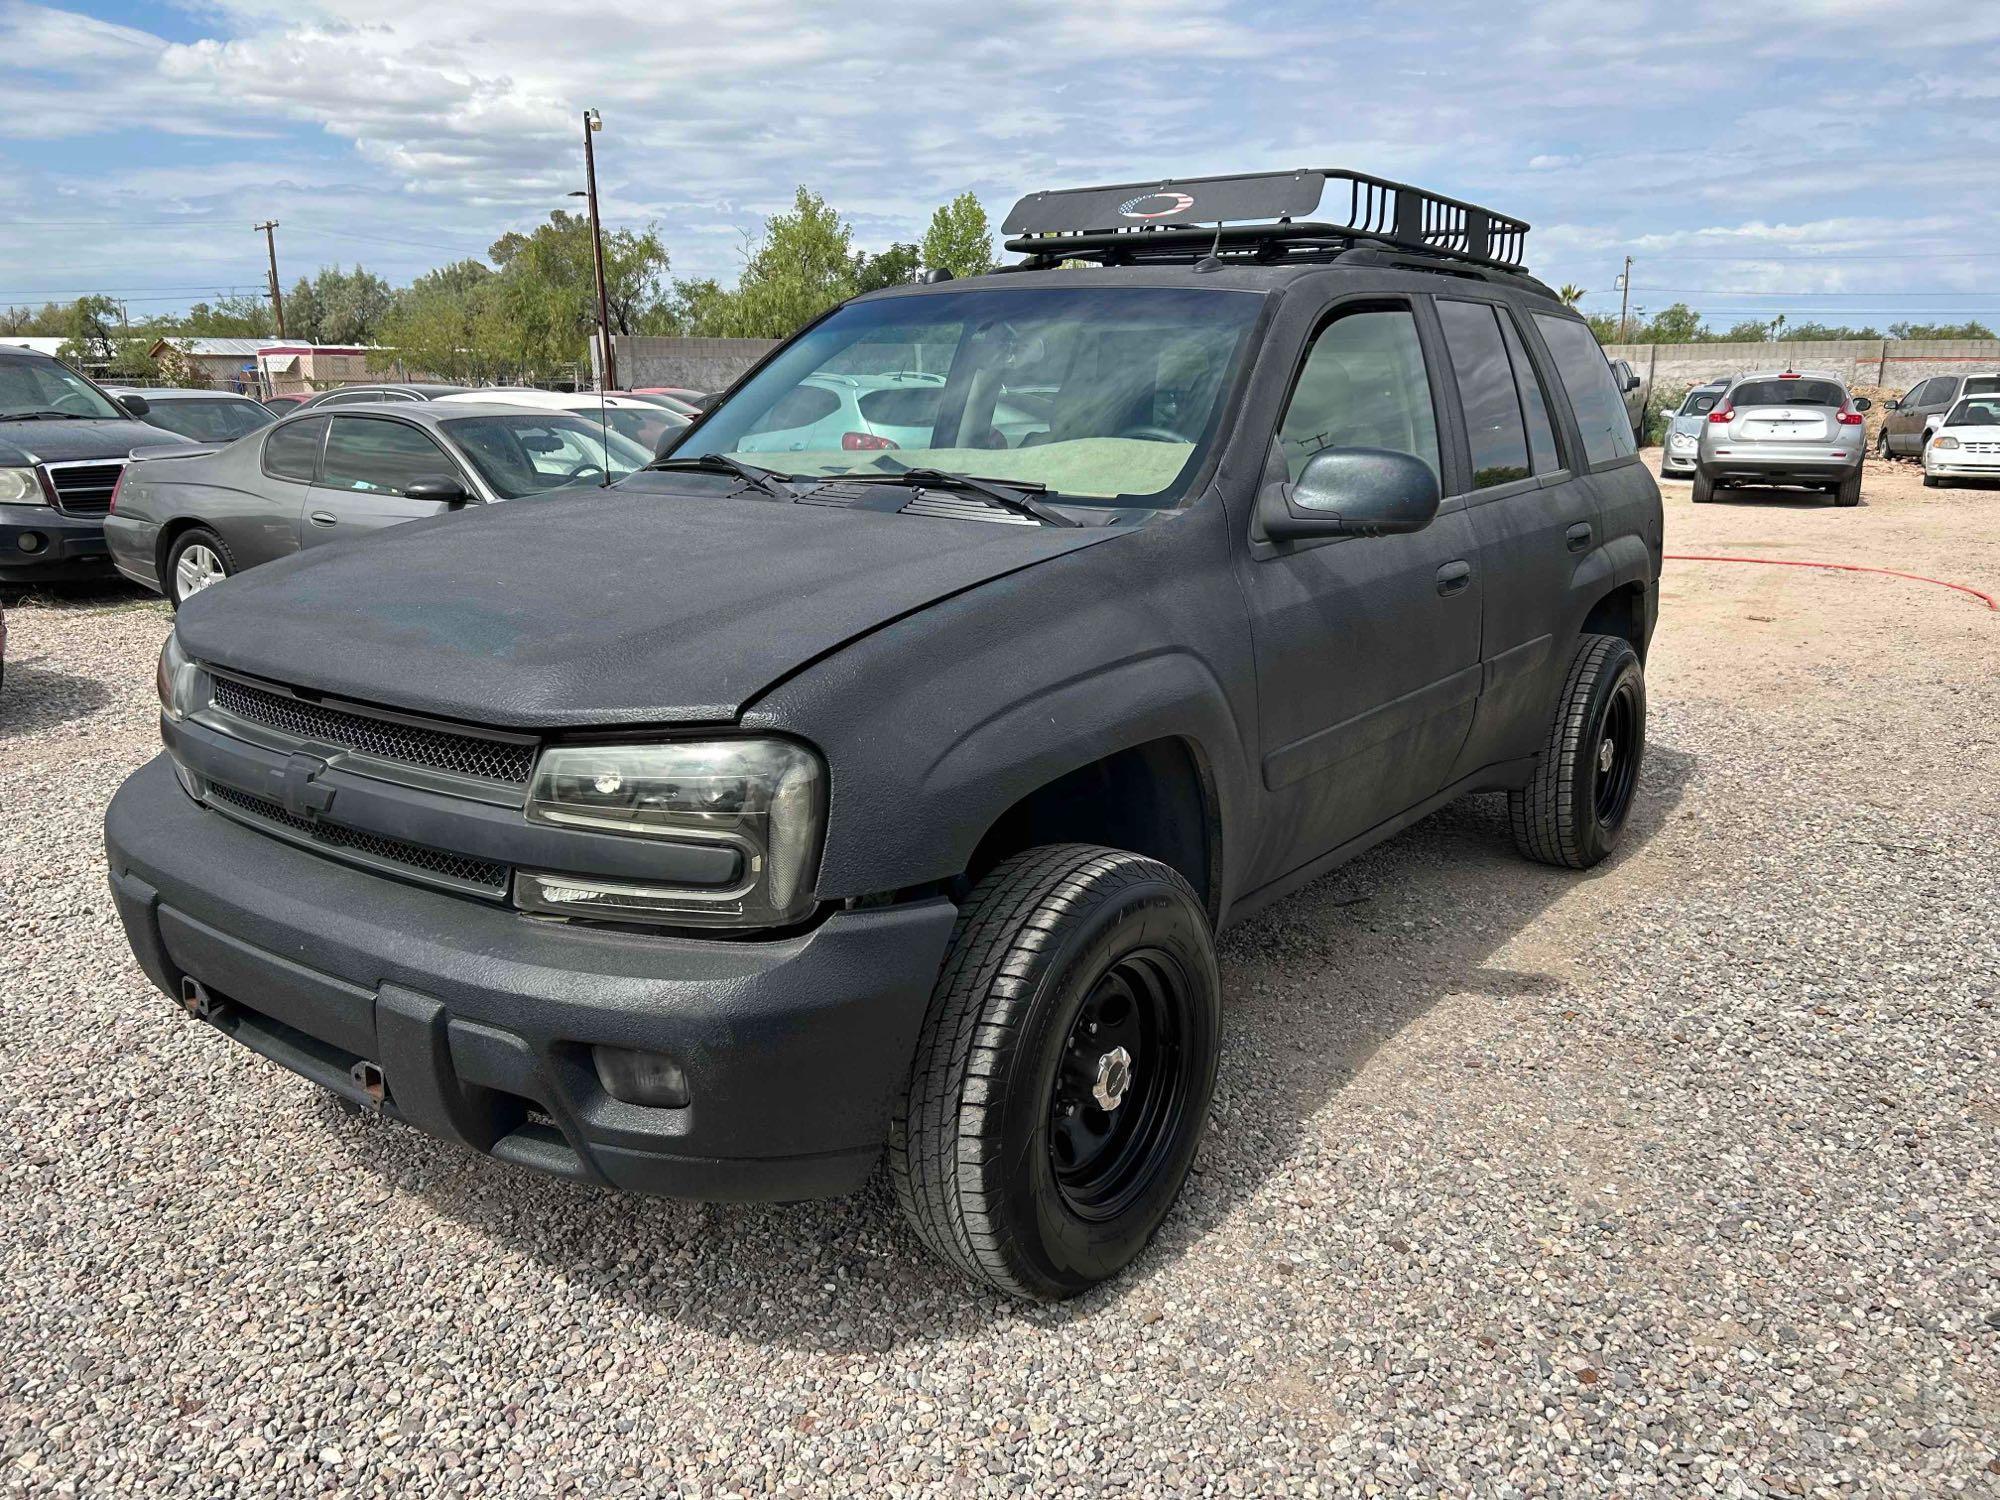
[406,476,469,506]
[1261,447,1441,542]
[1850,396,1873,413]
[1883,399,1900,411]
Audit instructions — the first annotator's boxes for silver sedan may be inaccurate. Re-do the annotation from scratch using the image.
[1659,380,1729,478]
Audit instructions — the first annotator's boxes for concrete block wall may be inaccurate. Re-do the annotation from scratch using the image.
[1604,340,2000,399]
[599,336,780,394]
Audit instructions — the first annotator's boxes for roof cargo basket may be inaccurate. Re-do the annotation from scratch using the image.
[1002,168,1530,273]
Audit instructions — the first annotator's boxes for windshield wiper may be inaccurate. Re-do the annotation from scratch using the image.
[842,467,1079,527]
[3,410,93,422]
[643,453,795,500]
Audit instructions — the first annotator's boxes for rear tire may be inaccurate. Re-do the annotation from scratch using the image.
[1834,470,1862,507]
[1510,634,1646,870]
[164,526,234,608]
[891,844,1221,1301]
[1691,469,1715,504]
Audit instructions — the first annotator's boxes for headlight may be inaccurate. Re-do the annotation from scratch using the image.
[1670,433,1695,449]
[155,632,204,722]
[519,739,826,928]
[0,467,44,504]
[1930,435,1959,450]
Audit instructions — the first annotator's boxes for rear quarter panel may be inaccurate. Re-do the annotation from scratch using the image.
[116,441,304,572]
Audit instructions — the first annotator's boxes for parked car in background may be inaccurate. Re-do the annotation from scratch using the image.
[1880,370,2000,458]
[293,382,471,412]
[262,393,311,415]
[437,389,688,456]
[1658,380,1730,479]
[105,166,1662,1301]
[616,390,704,420]
[1608,358,1645,441]
[1,344,194,583]
[108,387,275,445]
[731,370,1051,455]
[1694,370,1869,505]
[631,386,710,409]
[104,400,651,605]
[1921,395,2000,489]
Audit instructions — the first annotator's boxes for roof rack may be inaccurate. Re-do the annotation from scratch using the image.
[1002,168,1530,273]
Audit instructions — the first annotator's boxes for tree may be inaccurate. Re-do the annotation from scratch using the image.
[705,187,858,339]
[179,294,273,339]
[486,211,671,375]
[922,192,994,279]
[1557,284,1585,309]
[1888,320,1995,341]
[1641,302,1705,344]
[286,265,394,345]
[56,295,123,366]
[852,242,921,294]
[376,260,500,381]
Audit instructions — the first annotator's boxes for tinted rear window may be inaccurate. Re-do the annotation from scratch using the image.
[858,386,945,427]
[144,398,273,443]
[1731,379,1843,408]
[1532,315,1637,466]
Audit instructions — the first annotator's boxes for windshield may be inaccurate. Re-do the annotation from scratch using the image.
[669,285,1264,507]
[1946,398,2000,427]
[0,356,124,421]
[441,414,654,499]
[141,397,274,444]
[1731,378,1844,409]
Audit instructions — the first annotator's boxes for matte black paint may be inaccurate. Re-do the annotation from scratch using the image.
[104,253,1663,1200]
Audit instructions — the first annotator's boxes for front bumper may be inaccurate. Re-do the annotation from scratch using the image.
[1660,445,1698,475]
[0,501,114,582]
[1924,454,2000,479]
[106,754,958,1201]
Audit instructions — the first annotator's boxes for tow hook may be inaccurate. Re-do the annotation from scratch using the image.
[179,976,226,1022]
[348,1060,387,1118]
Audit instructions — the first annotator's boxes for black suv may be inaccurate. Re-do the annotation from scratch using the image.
[105,171,1661,1300]
[1,346,190,583]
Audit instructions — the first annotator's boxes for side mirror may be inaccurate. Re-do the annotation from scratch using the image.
[1883,399,1900,411]
[1259,448,1441,543]
[1851,396,1873,413]
[407,476,470,507]
[1622,370,1642,393]
[117,394,151,417]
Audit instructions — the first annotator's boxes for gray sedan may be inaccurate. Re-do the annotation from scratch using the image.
[105,400,653,605]
[1658,380,1730,478]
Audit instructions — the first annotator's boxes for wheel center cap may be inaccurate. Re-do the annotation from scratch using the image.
[1599,737,1616,774]
[1092,1046,1134,1111]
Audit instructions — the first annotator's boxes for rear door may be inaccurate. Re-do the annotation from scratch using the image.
[1433,297,1599,774]
[301,415,468,548]
[1234,297,1483,880]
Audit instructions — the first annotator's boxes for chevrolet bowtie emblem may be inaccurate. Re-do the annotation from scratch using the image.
[277,751,337,821]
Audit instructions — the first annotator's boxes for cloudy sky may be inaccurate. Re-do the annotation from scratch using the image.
[2,0,1995,332]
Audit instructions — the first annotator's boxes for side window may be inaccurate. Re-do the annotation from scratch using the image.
[1276,306,1440,485]
[1437,300,1530,488]
[1533,315,1638,466]
[1917,378,1949,407]
[1499,312,1561,474]
[262,417,326,482]
[1901,382,1927,407]
[321,417,458,496]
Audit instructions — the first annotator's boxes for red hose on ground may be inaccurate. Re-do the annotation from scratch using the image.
[1663,554,1998,612]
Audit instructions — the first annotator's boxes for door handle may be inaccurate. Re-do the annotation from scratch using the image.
[309,511,337,527]
[1565,522,1592,552]
[1435,559,1473,597]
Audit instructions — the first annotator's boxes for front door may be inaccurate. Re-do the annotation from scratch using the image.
[1235,300,1483,885]
[302,415,466,548]
[1889,379,1934,455]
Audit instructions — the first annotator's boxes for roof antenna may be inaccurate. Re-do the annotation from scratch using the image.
[1193,222,1225,274]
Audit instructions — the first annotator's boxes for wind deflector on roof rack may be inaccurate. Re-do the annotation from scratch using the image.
[1002,168,1530,272]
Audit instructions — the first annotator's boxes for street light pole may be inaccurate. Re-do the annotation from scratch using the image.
[579,109,617,391]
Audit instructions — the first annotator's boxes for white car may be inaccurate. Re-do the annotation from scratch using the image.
[437,389,687,456]
[735,372,1051,455]
[1922,396,2000,489]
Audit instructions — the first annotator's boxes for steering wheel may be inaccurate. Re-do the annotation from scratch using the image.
[564,463,605,482]
[53,392,100,417]
[1115,424,1194,444]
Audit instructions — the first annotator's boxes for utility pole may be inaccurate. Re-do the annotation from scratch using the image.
[580,109,617,390]
[255,221,286,338]
[1616,255,1633,341]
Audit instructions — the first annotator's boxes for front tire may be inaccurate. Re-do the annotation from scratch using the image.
[1510,634,1646,870]
[165,526,234,608]
[1691,469,1715,504]
[891,845,1220,1301]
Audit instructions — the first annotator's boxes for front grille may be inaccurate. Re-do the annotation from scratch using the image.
[206,783,509,894]
[44,461,125,516]
[1962,441,2000,455]
[210,676,536,785]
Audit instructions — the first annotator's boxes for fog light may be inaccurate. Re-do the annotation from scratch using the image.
[17,531,45,554]
[592,1045,689,1108]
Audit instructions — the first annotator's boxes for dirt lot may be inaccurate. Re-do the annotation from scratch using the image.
[1,452,1994,1495]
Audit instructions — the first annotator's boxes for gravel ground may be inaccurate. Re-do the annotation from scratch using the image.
[1,453,1995,1496]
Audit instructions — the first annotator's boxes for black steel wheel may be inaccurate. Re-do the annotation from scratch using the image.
[892,844,1220,1301]
[1510,633,1647,869]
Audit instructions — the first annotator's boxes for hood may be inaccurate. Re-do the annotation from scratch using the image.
[0,417,195,467]
[175,482,1130,728]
